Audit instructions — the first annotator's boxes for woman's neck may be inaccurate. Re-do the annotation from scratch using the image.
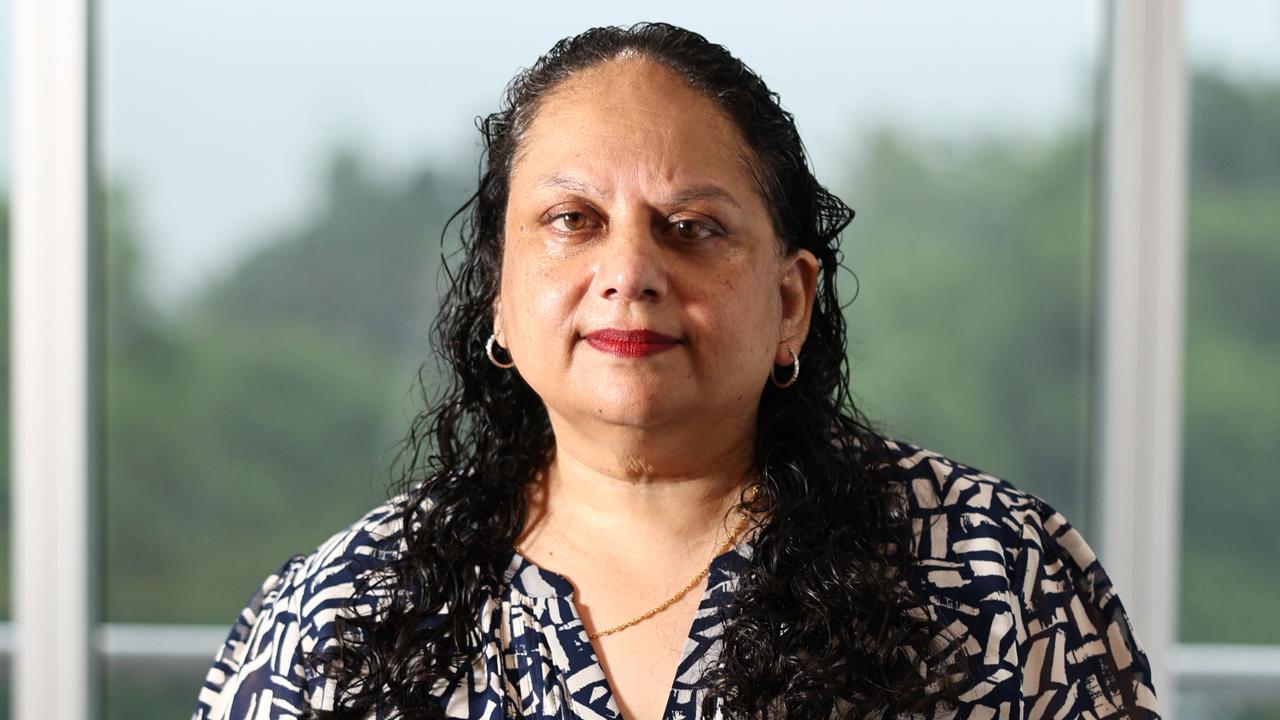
[518,415,760,571]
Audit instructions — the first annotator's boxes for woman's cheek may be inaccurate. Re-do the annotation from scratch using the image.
[527,263,584,334]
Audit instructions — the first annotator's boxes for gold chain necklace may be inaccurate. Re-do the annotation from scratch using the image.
[515,483,761,640]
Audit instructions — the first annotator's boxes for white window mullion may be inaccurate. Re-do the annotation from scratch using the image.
[10,0,97,718]
[1172,644,1280,697]
[1097,0,1188,711]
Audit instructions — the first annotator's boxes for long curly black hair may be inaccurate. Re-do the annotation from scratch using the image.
[312,22,967,719]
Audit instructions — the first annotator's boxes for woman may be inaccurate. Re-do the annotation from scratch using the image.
[194,23,1159,720]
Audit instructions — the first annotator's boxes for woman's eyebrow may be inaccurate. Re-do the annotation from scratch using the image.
[667,185,742,210]
[536,174,607,197]
[536,174,741,210]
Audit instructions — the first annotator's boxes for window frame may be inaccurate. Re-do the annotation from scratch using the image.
[1095,0,1187,704]
[9,0,97,717]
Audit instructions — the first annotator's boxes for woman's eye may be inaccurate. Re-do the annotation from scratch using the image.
[550,211,594,233]
[670,218,717,242]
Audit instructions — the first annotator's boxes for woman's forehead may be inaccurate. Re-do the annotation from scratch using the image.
[510,57,757,195]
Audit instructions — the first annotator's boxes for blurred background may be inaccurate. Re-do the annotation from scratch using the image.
[2,1,1278,718]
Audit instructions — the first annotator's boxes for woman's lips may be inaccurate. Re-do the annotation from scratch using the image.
[584,329,681,358]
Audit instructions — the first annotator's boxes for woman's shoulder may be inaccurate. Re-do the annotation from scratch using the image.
[193,494,415,719]
[270,492,420,643]
[875,434,1071,559]
[294,494,412,587]
[873,433,1101,610]
[873,434,1161,717]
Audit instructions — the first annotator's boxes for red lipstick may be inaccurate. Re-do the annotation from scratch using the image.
[584,329,681,358]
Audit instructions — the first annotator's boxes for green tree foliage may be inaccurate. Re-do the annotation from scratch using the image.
[1180,70,1280,645]
[838,127,1095,527]
[192,147,466,357]
[103,151,467,622]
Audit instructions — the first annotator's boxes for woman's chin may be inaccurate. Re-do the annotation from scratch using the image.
[550,383,690,430]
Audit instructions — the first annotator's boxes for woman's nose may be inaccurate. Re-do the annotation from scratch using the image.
[594,223,668,302]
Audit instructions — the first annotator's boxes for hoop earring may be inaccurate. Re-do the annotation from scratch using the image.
[770,345,799,389]
[486,333,515,369]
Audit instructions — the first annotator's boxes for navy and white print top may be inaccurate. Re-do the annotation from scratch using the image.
[193,437,1161,719]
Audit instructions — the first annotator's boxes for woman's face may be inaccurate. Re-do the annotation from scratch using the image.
[496,57,818,439]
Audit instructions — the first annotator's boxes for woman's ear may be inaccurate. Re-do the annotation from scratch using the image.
[778,249,820,363]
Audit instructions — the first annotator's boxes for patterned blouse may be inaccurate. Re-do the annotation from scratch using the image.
[192,437,1161,719]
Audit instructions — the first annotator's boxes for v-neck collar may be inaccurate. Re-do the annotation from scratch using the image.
[496,530,759,719]
[499,527,758,599]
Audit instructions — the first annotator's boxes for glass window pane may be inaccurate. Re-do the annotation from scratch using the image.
[1178,684,1280,720]
[837,12,1102,526]
[1181,0,1280,647]
[840,78,1100,526]
[105,659,208,720]
[99,1,1104,712]
[101,2,445,628]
